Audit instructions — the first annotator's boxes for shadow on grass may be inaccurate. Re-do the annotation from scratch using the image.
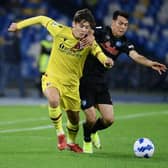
[1,149,168,162]
[84,151,168,162]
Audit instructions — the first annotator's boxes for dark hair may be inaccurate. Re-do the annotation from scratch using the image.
[73,8,96,28]
[113,10,129,20]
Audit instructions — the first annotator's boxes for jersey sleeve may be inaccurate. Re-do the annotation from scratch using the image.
[17,16,63,37]
[124,41,135,55]
[91,41,108,65]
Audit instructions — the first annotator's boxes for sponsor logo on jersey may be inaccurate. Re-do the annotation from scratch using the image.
[115,41,122,47]
[59,38,82,57]
[101,42,119,55]
[81,100,87,107]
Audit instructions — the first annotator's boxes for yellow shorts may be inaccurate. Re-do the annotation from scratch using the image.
[41,74,81,112]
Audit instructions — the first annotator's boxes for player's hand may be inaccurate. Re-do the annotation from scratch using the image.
[104,57,114,68]
[8,22,18,32]
[151,61,167,75]
[80,30,95,48]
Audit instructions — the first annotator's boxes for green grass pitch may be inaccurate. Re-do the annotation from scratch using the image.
[0,103,168,168]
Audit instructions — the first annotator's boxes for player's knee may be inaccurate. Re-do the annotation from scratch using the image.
[45,89,60,108]
[48,98,59,108]
[104,117,114,127]
[87,117,97,127]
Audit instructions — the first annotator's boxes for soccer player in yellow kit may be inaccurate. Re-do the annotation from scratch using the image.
[8,9,113,153]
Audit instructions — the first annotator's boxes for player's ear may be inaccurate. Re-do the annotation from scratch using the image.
[111,19,114,25]
[72,21,75,28]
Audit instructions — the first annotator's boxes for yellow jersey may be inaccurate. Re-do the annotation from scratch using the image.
[17,16,108,86]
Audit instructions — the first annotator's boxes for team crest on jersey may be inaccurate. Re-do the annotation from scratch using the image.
[81,100,87,107]
[115,41,122,47]
[46,82,51,87]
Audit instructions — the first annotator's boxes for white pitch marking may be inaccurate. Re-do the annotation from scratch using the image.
[115,110,168,120]
[0,111,168,133]
[0,117,48,125]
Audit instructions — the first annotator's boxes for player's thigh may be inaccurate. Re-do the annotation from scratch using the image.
[44,87,60,102]
[63,95,81,125]
[80,87,96,110]
[98,104,114,122]
[62,95,81,112]
[41,74,60,105]
[61,82,80,111]
[84,106,97,123]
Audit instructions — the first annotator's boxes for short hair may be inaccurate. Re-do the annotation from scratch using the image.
[113,10,129,20]
[73,8,96,28]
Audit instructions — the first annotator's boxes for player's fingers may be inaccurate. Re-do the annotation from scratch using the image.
[161,64,167,68]
[80,40,92,48]
[158,69,162,75]
[8,26,15,31]
[161,67,167,72]
[159,65,167,72]
[8,23,17,32]
[8,26,12,31]
[81,38,92,44]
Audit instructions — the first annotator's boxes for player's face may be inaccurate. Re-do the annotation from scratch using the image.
[111,16,128,37]
[72,20,91,39]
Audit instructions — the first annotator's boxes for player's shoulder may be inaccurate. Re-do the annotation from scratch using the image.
[52,21,70,34]
[47,17,66,29]
[120,34,128,41]
[121,35,135,50]
[95,25,110,33]
[51,21,65,28]
[94,25,111,40]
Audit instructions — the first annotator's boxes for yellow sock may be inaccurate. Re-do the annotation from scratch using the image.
[66,120,79,144]
[48,106,64,135]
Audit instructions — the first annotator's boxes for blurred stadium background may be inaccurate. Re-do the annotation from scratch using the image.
[0,0,168,101]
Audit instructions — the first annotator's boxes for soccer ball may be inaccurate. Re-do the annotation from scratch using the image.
[133,137,155,158]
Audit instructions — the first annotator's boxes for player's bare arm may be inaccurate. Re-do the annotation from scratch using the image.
[129,50,167,75]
